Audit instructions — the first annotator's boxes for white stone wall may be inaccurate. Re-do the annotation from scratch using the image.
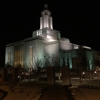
[5,45,14,66]
[45,42,59,57]
[60,41,74,50]
[25,39,45,68]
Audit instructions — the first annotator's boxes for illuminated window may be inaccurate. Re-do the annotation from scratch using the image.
[39,30,42,35]
[14,44,24,67]
[29,46,33,65]
[37,31,39,35]
[8,50,11,64]
[37,30,42,36]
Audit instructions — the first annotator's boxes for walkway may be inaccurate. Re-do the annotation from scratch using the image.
[39,85,74,100]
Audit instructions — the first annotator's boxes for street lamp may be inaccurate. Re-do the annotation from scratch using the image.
[94,71,97,79]
[82,72,85,77]
[82,72,85,83]
[94,71,96,74]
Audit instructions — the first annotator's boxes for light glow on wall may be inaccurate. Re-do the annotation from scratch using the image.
[82,46,91,49]
[86,51,94,70]
[74,45,79,49]
[47,35,55,41]
[47,35,52,39]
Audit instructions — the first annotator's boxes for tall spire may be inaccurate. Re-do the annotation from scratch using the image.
[40,4,53,29]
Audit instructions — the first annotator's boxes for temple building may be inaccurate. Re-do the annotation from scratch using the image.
[5,5,100,71]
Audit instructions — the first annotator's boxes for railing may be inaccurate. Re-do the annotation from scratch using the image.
[0,67,100,88]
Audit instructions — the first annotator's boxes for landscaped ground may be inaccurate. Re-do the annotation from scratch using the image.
[0,82,42,100]
[69,86,100,100]
[0,82,100,100]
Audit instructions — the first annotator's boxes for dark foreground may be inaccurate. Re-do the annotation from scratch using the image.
[39,85,74,100]
[0,82,100,100]
[0,89,8,100]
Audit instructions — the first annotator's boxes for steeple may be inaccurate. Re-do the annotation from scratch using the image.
[40,4,53,29]
[44,4,48,10]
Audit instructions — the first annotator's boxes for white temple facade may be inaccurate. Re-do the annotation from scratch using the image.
[5,5,97,71]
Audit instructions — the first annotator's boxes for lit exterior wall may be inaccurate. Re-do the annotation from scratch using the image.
[25,39,45,69]
[86,50,94,71]
[40,17,43,29]
[43,15,49,28]
[60,49,93,70]
[5,45,14,66]
[50,17,53,29]
[45,41,59,57]
[60,51,73,69]
[14,44,24,67]
[5,4,96,72]
[40,8,53,29]
[60,41,74,50]
[45,41,60,66]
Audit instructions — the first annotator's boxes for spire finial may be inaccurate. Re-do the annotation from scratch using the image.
[44,4,48,10]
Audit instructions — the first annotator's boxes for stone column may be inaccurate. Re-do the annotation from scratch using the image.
[47,67,55,85]
[61,66,71,86]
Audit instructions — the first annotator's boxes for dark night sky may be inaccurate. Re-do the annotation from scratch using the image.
[1,0,100,66]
